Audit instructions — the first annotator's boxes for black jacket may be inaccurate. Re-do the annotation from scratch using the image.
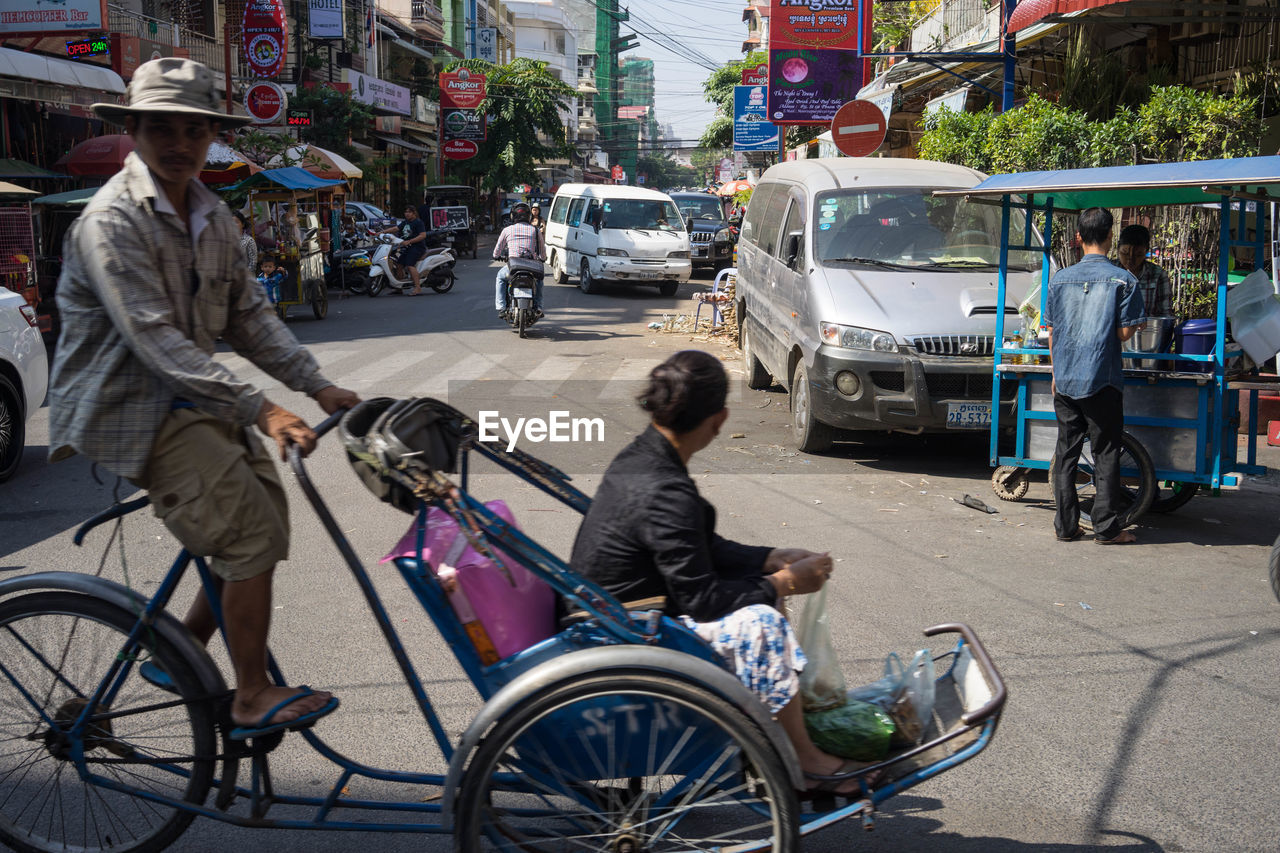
[570,426,775,622]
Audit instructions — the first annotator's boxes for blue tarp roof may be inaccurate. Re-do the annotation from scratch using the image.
[223,167,346,193]
[934,156,1280,210]
[31,187,98,206]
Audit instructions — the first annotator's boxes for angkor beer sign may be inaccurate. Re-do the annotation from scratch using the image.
[243,0,288,79]
[769,0,859,51]
[439,69,486,110]
[741,64,768,86]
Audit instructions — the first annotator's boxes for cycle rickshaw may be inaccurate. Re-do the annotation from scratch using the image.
[0,398,1005,852]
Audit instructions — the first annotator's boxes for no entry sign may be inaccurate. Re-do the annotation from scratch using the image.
[830,99,886,158]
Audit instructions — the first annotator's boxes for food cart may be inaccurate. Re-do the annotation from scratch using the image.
[227,167,347,321]
[422,184,478,259]
[934,157,1280,524]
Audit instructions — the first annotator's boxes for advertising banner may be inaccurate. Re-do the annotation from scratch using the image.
[308,0,344,39]
[477,27,498,63]
[243,0,288,79]
[767,48,864,125]
[245,80,287,124]
[741,63,768,86]
[441,108,486,142]
[443,140,479,160]
[1,0,105,35]
[768,0,860,51]
[733,85,779,151]
[344,68,411,115]
[439,69,486,110]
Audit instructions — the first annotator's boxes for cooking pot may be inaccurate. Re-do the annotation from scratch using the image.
[1122,316,1175,353]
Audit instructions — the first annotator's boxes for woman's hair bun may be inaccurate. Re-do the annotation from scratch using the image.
[636,351,727,433]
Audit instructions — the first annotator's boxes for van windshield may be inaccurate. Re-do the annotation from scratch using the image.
[600,199,683,233]
[673,197,726,224]
[813,189,1042,272]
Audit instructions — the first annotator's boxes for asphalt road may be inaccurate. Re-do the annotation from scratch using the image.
[2,246,1279,852]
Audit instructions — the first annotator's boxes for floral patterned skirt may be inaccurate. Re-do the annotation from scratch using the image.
[680,603,807,715]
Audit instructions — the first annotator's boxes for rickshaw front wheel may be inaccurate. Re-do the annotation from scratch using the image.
[454,672,799,853]
[310,280,328,320]
[1269,533,1280,603]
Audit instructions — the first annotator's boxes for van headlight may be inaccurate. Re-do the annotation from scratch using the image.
[820,322,898,352]
[598,248,629,257]
[667,250,690,259]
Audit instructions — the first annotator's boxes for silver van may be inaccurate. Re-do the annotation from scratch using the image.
[735,158,1041,451]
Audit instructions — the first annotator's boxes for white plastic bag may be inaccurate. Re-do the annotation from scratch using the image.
[847,649,936,745]
[795,586,847,712]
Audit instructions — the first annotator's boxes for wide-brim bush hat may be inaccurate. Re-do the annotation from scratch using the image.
[92,57,251,127]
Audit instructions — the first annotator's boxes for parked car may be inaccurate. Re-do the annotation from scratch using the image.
[734,157,1041,452]
[669,192,735,272]
[345,201,395,233]
[545,184,691,297]
[0,287,49,482]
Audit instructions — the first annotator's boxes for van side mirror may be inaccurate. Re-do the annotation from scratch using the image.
[784,231,803,267]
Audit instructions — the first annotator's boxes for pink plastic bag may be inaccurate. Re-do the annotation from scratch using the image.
[381,501,556,662]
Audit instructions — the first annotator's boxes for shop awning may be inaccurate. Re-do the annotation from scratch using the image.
[0,46,124,94]
[31,187,98,206]
[933,156,1280,210]
[0,158,64,180]
[223,167,347,193]
[1009,0,1138,33]
[373,133,432,154]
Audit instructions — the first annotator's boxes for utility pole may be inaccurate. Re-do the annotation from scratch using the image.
[466,0,478,58]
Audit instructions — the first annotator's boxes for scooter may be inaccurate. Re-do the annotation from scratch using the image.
[328,231,375,294]
[366,231,456,296]
[501,255,544,338]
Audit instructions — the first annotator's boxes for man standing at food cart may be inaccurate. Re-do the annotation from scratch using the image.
[1116,224,1173,317]
[49,57,360,739]
[1045,207,1146,544]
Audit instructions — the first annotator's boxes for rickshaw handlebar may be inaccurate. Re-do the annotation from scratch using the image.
[923,621,1007,726]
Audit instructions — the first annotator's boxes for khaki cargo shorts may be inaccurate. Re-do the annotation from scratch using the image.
[136,408,289,582]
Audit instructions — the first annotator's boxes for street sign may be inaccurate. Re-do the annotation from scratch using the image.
[286,108,313,127]
[244,80,287,124]
[611,165,624,181]
[441,108,485,141]
[477,27,498,62]
[440,69,486,110]
[442,140,479,160]
[830,99,886,158]
[741,63,768,86]
[242,0,288,79]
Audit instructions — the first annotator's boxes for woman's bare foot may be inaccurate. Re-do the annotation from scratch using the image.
[231,685,332,729]
[801,752,874,796]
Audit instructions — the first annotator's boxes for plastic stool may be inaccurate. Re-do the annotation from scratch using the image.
[693,267,736,329]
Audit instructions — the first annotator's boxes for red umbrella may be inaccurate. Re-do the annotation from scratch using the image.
[56,134,135,177]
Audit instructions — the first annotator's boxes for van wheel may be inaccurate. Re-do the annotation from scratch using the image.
[791,362,834,454]
[552,251,567,284]
[658,281,678,297]
[0,374,25,483]
[739,320,772,390]
[579,259,598,294]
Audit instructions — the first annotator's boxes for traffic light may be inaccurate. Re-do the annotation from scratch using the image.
[612,33,638,53]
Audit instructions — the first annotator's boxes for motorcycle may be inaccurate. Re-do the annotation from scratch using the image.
[366,230,456,296]
[327,231,375,294]
[501,255,544,338]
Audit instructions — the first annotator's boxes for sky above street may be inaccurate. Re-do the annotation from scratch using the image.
[617,0,747,146]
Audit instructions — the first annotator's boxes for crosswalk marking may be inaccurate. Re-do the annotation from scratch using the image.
[598,358,657,398]
[345,350,436,391]
[412,352,512,397]
[524,355,586,383]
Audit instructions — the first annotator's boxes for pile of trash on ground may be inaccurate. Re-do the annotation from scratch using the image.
[647,279,739,346]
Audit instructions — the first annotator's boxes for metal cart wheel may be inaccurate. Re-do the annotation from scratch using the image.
[0,591,217,853]
[455,672,799,853]
[310,280,328,320]
[1269,532,1280,603]
[1049,432,1156,530]
[991,466,1031,501]
[1150,480,1198,513]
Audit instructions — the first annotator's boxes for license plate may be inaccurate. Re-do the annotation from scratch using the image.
[946,402,991,429]
[512,287,534,299]
[693,248,705,256]
[637,272,661,280]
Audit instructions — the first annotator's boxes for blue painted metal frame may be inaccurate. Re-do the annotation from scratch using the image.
[986,178,1267,491]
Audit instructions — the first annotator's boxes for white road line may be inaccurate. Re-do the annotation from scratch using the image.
[598,358,661,398]
[524,355,586,383]
[345,350,436,391]
[411,352,511,397]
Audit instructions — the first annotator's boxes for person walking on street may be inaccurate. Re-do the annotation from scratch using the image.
[49,57,361,740]
[1045,207,1145,544]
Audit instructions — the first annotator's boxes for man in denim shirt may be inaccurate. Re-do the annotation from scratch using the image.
[1044,208,1146,544]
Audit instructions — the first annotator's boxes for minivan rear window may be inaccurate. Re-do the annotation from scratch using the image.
[813,188,1042,272]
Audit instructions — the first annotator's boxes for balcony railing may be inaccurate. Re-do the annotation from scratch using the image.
[107,3,225,76]
[411,0,443,24]
[911,0,997,51]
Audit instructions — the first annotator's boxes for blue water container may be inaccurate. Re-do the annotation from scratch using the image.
[1176,319,1217,372]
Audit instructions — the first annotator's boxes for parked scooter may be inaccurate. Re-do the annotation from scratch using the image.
[328,231,375,293]
[366,230,456,296]
[500,255,544,337]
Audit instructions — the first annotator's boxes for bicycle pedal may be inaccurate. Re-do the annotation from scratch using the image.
[215,697,284,757]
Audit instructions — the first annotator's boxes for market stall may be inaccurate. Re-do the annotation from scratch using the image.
[225,166,347,321]
[934,157,1280,523]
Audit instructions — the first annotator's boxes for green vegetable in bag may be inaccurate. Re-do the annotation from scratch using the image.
[803,699,895,761]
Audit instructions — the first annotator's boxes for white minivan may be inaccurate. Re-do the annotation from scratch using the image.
[545,184,692,296]
[735,158,1042,451]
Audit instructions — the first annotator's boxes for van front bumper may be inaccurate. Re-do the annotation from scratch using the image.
[807,346,1015,432]
[591,257,691,283]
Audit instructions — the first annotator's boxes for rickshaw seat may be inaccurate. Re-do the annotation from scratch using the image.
[559,595,667,629]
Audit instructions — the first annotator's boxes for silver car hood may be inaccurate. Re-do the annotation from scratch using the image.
[815,265,1037,341]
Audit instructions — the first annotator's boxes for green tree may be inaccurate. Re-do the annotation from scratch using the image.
[698,51,767,150]
[637,152,699,190]
[441,57,577,192]
[290,84,376,165]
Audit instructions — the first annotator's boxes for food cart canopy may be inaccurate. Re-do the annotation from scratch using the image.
[934,156,1280,211]
[31,187,98,206]
[224,167,347,193]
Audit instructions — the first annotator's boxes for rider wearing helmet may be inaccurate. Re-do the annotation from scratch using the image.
[493,201,546,318]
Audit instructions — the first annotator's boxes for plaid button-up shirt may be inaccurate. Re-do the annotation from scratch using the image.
[49,152,333,480]
[493,222,545,262]
[1132,260,1173,317]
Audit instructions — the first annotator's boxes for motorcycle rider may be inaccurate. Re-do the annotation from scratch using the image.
[378,205,427,296]
[493,201,545,319]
